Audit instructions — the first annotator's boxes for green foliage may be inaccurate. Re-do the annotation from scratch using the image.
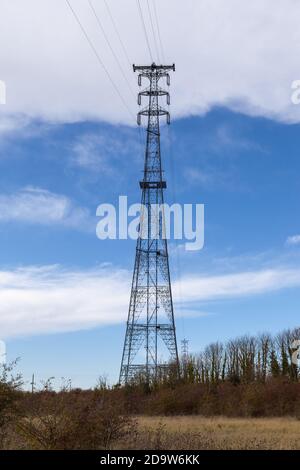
[270,350,280,378]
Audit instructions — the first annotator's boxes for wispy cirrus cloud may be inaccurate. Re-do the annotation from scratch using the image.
[0,187,94,231]
[286,235,300,246]
[70,129,141,172]
[1,263,300,338]
[71,133,113,172]
[183,166,234,190]
[183,123,266,190]
[0,264,130,338]
[177,268,300,303]
[0,115,30,136]
[212,124,265,154]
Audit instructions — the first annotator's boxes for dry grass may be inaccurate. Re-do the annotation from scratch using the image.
[129,416,300,450]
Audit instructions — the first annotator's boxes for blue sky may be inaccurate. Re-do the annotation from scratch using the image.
[1,108,300,388]
[1,0,300,388]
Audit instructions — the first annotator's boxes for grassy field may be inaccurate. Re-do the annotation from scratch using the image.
[132,416,300,450]
[4,414,300,450]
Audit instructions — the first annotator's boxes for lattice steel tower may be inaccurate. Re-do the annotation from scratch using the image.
[119,63,179,384]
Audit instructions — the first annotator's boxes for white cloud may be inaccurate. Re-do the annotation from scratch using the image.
[1,264,300,338]
[71,130,141,171]
[0,0,300,127]
[72,134,109,171]
[0,187,93,231]
[184,167,231,189]
[177,269,300,302]
[286,235,300,246]
[0,265,130,338]
[182,123,267,189]
[0,115,30,136]
[212,125,265,154]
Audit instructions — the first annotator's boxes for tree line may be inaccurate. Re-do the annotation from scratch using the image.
[181,327,300,385]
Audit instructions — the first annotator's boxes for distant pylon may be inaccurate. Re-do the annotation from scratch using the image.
[31,373,35,394]
[181,338,189,362]
[119,63,179,384]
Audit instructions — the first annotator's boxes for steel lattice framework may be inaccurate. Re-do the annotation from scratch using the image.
[119,63,179,384]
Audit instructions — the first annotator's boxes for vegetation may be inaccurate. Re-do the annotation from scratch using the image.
[179,326,300,385]
[0,326,299,449]
[0,360,23,448]
[133,416,300,450]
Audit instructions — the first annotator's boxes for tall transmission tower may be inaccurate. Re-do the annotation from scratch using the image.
[119,63,179,385]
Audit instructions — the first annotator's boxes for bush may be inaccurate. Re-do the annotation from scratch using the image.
[17,390,135,450]
[0,360,23,448]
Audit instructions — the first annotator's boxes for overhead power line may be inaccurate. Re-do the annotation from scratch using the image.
[136,0,154,63]
[103,0,132,68]
[152,0,165,62]
[101,0,144,158]
[88,0,135,100]
[146,0,161,63]
[65,0,135,121]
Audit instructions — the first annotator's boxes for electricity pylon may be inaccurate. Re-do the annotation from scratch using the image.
[119,63,179,385]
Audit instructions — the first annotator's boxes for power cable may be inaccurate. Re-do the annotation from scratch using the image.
[88,0,135,100]
[167,114,185,340]
[152,0,166,62]
[136,0,154,63]
[146,0,161,63]
[103,0,132,68]
[65,0,135,121]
